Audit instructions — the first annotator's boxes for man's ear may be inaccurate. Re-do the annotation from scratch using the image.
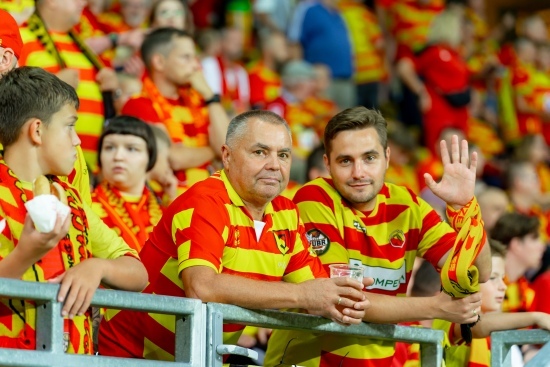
[28,118,44,146]
[151,53,165,72]
[323,153,330,173]
[508,237,522,254]
[0,48,16,75]
[221,144,230,168]
[386,146,391,169]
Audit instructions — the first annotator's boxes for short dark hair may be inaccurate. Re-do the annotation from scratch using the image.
[489,238,507,259]
[324,107,388,157]
[141,27,192,71]
[306,144,325,174]
[490,212,540,246]
[0,66,79,147]
[225,109,290,148]
[411,261,441,297]
[97,115,158,171]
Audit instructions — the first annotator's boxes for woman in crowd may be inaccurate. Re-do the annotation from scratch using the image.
[91,115,163,253]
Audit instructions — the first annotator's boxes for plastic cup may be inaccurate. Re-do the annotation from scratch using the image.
[329,264,364,283]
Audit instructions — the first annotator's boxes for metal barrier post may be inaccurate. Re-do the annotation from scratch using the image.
[524,342,550,367]
[491,330,550,367]
[0,278,205,367]
[206,303,444,367]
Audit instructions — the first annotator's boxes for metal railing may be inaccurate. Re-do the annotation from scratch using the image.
[205,302,445,367]
[491,330,550,367]
[0,278,205,367]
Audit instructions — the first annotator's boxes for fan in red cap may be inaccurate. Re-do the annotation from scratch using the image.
[0,9,23,70]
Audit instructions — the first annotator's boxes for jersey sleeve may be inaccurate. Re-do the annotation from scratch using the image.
[415,196,456,268]
[174,194,229,274]
[84,204,140,260]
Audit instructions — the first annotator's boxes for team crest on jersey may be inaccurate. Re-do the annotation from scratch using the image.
[273,229,290,255]
[389,230,406,248]
[306,228,330,255]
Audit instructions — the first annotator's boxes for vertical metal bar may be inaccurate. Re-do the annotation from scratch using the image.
[419,341,443,366]
[174,314,190,363]
[206,305,224,367]
[35,300,64,354]
[524,342,550,367]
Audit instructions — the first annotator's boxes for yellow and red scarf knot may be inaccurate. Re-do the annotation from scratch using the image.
[442,197,486,297]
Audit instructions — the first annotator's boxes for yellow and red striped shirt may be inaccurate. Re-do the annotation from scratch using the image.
[19,29,105,173]
[502,276,535,313]
[98,170,326,360]
[0,162,138,353]
[339,0,388,84]
[247,60,281,108]
[265,178,457,367]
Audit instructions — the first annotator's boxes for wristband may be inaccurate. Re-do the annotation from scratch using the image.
[204,94,221,106]
[108,33,119,48]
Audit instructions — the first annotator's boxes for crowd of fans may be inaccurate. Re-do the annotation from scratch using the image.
[2,0,550,366]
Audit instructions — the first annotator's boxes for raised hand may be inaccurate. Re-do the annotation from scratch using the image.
[424,135,477,209]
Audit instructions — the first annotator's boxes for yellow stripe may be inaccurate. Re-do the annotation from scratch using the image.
[282,265,315,283]
[143,337,175,361]
[171,208,194,242]
[179,258,219,274]
[149,312,176,333]
[161,257,184,290]
[224,204,253,227]
[0,187,18,207]
[222,246,288,277]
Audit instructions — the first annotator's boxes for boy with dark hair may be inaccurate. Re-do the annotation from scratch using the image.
[0,66,147,353]
[491,212,545,313]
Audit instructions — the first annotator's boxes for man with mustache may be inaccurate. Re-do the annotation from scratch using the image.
[98,109,371,361]
[265,106,492,367]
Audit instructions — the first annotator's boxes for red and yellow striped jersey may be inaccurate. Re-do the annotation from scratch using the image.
[265,178,456,367]
[121,85,211,189]
[91,182,163,253]
[512,62,543,137]
[339,0,388,84]
[388,0,444,53]
[247,60,281,108]
[98,170,326,360]
[432,319,490,367]
[502,276,535,313]
[19,29,105,173]
[0,161,138,353]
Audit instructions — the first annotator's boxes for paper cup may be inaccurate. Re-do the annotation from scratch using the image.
[329,264,364,283]
[24,195,71,233]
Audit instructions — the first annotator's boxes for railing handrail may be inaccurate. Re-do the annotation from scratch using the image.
[207,302,444,343]
[0,278,205,367]
[491,329,550,367]
[206,302,444,367]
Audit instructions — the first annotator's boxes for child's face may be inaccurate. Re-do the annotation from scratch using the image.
[480,256,507,313]
[41,104,80,176]
[100,134,149,192]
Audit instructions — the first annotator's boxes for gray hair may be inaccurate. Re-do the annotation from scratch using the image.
[225,110,291,148]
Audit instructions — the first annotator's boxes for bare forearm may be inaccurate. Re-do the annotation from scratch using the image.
[100,256,148,292]
[186,272,301,309]
[362,294,436,323]
[473,237,492,283]
[396,59,424,94]
[0,247,44,279]
[170,145,216,170]
[472,312,538,338]
[206,103,229,155]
